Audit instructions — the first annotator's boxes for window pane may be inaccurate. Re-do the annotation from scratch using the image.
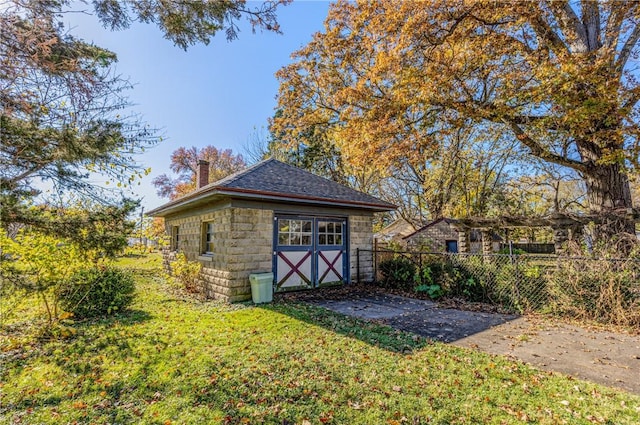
[202,222,215,254]
[279,220,290,232]
[327,235,334,245]
[327,222,334,232]
[319,234,326,245]
[302,235,311,245]
[290,234,301,245]
[335,235,342,245]
[302,221,312,232]
[335,223,342,233]
[318,222,326,233]
[291,221,300,232]
[278,233,289,245]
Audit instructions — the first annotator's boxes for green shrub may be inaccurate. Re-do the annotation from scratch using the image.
[58,267,135,319]
[446,256,492,302]
[496,247,527,255]
[169,253,202,293]
[378,257,416,289]
[414,265,434,286]
[414,283,444,299]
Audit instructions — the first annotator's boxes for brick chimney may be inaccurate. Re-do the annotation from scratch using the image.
[196,159,210,190]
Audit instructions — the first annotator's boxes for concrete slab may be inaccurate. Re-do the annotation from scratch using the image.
[310,294,436,320]
[385,308,518,343]
[304,291,640,395]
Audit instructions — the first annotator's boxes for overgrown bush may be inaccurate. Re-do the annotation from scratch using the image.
[0,229,86,324]
[446,255,492,302]
[548,258,640,327]
[58,267,135,319]
[169,252,202,293]
[497,247,527,255]
[378,257,416,289]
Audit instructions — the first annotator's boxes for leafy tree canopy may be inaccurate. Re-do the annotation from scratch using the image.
[1,0,285,234]
[91,0,288,50]
[273,0,640,239]
[152,145,246,199]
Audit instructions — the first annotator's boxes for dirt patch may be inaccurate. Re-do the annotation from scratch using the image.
[278,285,640,395]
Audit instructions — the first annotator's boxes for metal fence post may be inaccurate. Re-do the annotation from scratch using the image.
[373,248,377,282]
[514,253,521,308]
[356,248,360,283]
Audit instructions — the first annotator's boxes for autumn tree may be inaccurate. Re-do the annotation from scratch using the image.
[272,2,521,224]
[152,146,246,199]
[505,161,588,216]
[273,0,640,242]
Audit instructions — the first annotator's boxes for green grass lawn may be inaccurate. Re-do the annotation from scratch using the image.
[1,254,639,424]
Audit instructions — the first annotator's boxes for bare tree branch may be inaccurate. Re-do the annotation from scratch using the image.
[581,0,601,50]
[503,119,588,172]
[616,22,640,72]
[546,0,589,53]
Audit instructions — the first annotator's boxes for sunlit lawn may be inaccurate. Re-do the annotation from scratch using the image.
[1,253,639,424]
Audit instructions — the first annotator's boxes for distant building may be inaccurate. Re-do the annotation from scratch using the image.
[403,217,501,253]
[373,219,418,248]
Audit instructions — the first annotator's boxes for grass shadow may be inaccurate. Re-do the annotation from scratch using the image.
[260,301,430,354]
[71,308,154,330]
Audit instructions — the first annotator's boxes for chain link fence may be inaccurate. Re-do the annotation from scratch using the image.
[358,249,640,326]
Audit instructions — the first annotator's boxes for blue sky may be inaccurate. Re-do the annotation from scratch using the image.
[65,1,331,211]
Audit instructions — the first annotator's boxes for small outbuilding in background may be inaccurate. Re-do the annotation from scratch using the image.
[148,158,395,302]
[404,217,502,253]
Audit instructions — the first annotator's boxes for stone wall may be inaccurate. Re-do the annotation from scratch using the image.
[216,207,273,302]
[406,220,458,252]
[161,248,176,272]
[349,214,374,282]
[163,206,273,302]
[163,205,376,299]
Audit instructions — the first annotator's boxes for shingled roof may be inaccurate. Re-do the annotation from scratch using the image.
[148,158,396,216]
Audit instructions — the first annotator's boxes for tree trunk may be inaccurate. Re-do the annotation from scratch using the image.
[583,162,635,242]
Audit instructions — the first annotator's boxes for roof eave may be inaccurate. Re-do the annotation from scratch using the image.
[217,187,396,211]
[148,187,396,217]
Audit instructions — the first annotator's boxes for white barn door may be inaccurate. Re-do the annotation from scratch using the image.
[274,216,348,292]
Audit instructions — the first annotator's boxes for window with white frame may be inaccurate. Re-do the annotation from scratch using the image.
[202,221,214,254]
[278,219,313,246]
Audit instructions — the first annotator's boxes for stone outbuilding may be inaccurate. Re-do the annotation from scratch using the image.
[148,158,395,301]
[404,217,502,253]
